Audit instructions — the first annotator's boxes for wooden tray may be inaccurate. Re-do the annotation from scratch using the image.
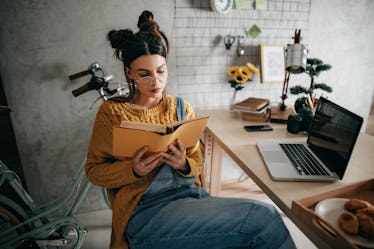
[292,179,374,249]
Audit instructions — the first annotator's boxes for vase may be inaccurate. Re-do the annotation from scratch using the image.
[294,97,318,113]
[229,90,238,111]
[294,97,307,113]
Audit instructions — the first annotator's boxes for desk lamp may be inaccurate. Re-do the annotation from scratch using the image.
[280,29,309,111]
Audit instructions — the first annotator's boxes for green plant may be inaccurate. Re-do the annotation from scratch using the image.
[290,58,333,102]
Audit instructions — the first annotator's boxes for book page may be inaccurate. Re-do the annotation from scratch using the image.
[120,116,209,134]
[120,121,167,134]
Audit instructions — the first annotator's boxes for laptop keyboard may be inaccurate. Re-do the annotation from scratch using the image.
[280,143,330,176]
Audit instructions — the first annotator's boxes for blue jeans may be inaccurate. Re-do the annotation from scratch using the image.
[125,165,296,249]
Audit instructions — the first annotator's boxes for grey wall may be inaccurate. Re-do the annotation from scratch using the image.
[0,0,373,212]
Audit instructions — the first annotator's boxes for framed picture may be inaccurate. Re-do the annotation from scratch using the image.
[259,44,285,83]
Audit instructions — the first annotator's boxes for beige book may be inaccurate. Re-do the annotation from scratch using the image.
[112,116,209,157]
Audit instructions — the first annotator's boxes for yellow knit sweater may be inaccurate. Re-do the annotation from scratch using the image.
[85,95,202,249]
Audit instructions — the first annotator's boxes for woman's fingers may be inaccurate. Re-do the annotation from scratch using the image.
[160,139,187,170]
[133,147,163,177]
[133,139,188,176]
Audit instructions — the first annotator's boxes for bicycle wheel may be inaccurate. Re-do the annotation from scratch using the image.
[0,193,34,246]
[0,205,25,243]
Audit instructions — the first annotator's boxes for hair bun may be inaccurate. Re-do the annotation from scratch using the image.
[137,10,154,28]
[107,29,133,49]
[107,10,169,66]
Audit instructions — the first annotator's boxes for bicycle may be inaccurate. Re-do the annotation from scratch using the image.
[0,62,129,248]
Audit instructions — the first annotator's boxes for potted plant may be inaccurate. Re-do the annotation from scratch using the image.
[290,58,333,112]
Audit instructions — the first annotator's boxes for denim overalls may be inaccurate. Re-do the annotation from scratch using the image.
[125,97,296,249]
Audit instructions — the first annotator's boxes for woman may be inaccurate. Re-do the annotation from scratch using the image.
[85,10,297,249]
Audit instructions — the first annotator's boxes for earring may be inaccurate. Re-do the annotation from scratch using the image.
[130,80,136,87]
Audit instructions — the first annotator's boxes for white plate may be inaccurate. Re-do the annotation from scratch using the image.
[315,198,374,248]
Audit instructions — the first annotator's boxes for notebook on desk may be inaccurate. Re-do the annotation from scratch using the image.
[257,97,363,182]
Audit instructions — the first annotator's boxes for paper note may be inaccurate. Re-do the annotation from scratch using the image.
[235,0,249,9]
[247,24,262,38]
[255,0,267,10]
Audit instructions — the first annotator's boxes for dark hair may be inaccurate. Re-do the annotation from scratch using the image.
[107,10,169,67]
[106,10,169,104]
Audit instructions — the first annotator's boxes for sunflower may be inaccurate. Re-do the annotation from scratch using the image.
[227,66,239,76]
[226,63,258,91]
[233,67,250,83]
[246,63,259,74]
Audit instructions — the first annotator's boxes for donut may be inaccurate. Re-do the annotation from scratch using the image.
[344,199,371,213]
[356,206,374,216]
[356,213,374,239]
[338,212,359,235]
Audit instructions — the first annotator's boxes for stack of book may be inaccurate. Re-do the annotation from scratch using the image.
[232,97,270,122]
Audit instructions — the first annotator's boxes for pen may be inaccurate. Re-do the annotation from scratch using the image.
[307,94,314,109]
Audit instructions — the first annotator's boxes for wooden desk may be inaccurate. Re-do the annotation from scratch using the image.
[197,109,374,249]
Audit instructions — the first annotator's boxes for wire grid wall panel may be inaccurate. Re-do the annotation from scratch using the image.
[171,0,311,109]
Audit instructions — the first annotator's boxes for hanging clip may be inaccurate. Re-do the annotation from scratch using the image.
[237,35,245,56]
[224,34,236,50]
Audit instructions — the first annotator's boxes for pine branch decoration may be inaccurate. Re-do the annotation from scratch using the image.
[290,57,333,99]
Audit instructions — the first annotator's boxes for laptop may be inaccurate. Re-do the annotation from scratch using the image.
[257,97,363,182]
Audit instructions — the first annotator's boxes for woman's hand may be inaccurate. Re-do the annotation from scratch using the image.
[160,139,190,173]
[132,146,163,177]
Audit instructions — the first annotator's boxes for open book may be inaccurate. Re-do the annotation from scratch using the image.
[112,116,209,157]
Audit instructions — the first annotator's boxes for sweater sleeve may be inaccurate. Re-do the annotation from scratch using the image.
[85,102,143,189]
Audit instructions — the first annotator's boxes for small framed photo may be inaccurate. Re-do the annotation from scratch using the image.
[259,44,285,83]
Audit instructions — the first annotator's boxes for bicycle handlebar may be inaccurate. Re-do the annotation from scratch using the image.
[69,69,91,81]
[71,83,90,97]
[71,74,114,97]
[69,62,129,106]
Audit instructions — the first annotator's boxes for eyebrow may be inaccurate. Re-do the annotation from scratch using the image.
[135,63,166,72]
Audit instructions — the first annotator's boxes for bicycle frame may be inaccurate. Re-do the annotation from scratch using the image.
[0,160,90,248]
[0,62,121,248]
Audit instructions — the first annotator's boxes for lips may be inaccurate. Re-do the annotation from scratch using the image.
[151,88,163,93]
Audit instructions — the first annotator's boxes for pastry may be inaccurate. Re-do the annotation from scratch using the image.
[356,206,374,216]
[338,212,359,235]
[344,199,371,213]
[356,213,374,239]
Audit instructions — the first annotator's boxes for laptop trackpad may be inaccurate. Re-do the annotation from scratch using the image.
[262,151,287,163]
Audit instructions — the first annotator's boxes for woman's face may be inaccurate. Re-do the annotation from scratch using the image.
[126,54,168,100]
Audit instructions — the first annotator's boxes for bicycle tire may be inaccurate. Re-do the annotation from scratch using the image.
[0,204,26,243]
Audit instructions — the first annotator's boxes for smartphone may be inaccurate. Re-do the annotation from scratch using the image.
[244,125,273,132]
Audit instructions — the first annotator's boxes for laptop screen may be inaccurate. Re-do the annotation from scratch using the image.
[307,97,363,179]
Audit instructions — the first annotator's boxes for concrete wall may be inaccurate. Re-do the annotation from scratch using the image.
[0,0,373,212]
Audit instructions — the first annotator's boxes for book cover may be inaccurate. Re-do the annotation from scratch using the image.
[233,97,270,112]
[113,116,209,157]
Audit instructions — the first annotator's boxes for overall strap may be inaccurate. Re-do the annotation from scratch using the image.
[176,97,185,121]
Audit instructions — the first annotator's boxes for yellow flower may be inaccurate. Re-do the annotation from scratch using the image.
[226,63,258,90]
[227,63,258,81]
[234,67,250,83]
[227,66,239,76]
[239,66,253,80]
[246,63,259,74]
